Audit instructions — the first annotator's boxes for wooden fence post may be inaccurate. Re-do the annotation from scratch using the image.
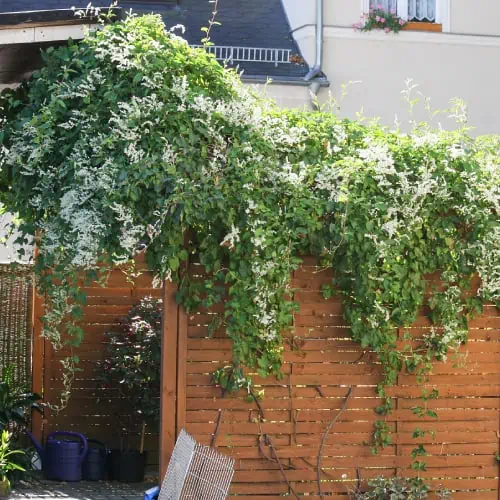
[31,287,44,444]
[176,305,187,438]
[159,279,179,480]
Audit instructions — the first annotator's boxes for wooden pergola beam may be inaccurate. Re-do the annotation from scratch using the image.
[0,23,93,46]
[0,8,122,29]
[0,7,123,86]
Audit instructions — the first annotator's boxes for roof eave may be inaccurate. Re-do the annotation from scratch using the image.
[241,75,330,87]
[0,7,123,28]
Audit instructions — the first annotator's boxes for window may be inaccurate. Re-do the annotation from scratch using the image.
[408,0,436,21]
[366,0,449,31]
[369,0,435,21]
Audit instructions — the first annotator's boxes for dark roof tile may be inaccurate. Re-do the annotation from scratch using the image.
[0,0,308,78]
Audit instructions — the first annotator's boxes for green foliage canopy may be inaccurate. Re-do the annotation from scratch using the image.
[0,14,498,411]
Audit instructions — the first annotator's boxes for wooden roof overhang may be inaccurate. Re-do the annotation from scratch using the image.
[0,8,122,86]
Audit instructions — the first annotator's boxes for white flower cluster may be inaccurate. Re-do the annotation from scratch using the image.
[220,224,240,249]
[58,68,106,101]
[411,131,441,148]
[171,75,189,112]
[315,166,344,202]
[476,158,500,215]
[111,203,146,261]
[447,143,467,159]
[358,140,395,172]
[475,227,500,302]
[260,116,308,153]
[271,161,308,188]
[252,264,280,340]
[94,32,137,71]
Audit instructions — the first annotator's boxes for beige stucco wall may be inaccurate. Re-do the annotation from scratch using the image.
[284,0,360,30]
[450,0,500,36]
[280,0,500,135]
[246,83,311,110]
[261,28,500,134]
[322,30,500,134]
[282,0,315,31]
[324,0,363,28]
[284,0,500,35]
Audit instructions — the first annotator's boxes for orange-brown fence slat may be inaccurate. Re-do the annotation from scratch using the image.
[37,259,500,495]
[42,267,161,468]
[179,261,500,497]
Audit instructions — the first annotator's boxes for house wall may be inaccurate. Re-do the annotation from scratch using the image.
[324,0,363,28]
[451,0,500,36]
[279,1,500,135]
[246,83,311,110]
[283,0,500,35]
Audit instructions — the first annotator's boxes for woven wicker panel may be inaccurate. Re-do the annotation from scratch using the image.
[0,264,33,387]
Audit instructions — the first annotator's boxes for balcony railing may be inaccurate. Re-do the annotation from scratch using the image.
[191,45,292,67]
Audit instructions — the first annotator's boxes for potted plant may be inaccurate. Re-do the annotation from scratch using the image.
[0,366,41,488]
[98,297,162,482]
[0,431,25,498]
[0,366,41,435]
[353,5,407,33]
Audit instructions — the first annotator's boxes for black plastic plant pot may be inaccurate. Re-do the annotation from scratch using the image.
[108,449,147,483]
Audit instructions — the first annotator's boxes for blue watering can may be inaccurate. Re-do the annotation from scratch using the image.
[27,431,88,482]
[82,439,109,481]
[144,486,160,500]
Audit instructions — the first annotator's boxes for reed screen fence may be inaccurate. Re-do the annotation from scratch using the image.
[0,264,33,387]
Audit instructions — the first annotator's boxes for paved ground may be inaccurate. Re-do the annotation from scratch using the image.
[11,480,156,500]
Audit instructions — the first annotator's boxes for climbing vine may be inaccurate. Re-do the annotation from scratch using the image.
[0,11,498,456]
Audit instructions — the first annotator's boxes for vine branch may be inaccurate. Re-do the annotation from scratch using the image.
[251,391,299,499]
[317,386,354,500]
[210,409,224,448]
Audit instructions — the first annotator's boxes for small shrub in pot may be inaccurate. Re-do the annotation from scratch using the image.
[99,296,162,482]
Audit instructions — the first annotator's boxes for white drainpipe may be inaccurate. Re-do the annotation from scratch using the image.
[304,0,323,82]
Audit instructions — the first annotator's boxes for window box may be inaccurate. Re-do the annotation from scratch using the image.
[403,21,442,32]
[361,0,450,32]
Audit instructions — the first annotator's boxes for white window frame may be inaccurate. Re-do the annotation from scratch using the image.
[361,0,450,32]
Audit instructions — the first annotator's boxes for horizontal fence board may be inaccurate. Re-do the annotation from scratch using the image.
[41,260,500,494]
[45,268,160,467]
[183,263,499,497]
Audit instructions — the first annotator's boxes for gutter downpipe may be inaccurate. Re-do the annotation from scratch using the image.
[303,0,324,109]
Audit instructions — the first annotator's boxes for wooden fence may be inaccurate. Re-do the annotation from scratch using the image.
[35,257,500,496]
[166,258,500,498]
[33,263,161,467]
